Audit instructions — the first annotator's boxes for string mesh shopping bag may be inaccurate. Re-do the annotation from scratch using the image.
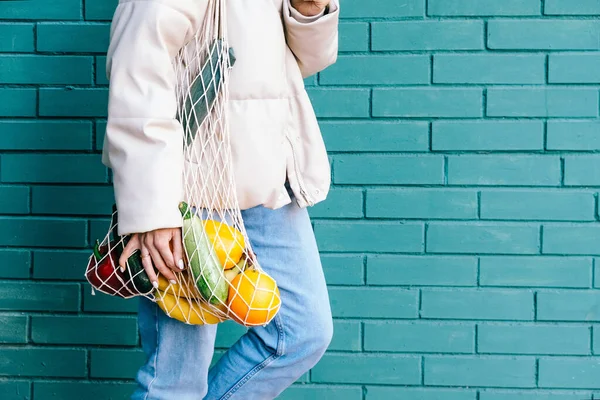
[85,0,281,327]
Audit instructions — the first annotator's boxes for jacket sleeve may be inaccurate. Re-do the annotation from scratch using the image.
[103,0,200,236]
[282,0,340,78]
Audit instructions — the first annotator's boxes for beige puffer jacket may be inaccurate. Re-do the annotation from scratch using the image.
[102,0,340,235]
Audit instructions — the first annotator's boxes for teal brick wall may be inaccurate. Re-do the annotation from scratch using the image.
[3,0,600,399]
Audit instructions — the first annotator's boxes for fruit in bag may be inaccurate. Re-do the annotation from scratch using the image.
[155,290,225,325]
[203,220,245,269]
[228,268,280,326]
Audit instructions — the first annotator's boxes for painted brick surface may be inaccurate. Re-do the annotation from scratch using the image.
[3,1,600,398]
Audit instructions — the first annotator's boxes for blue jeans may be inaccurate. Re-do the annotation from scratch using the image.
[131,199,333,399]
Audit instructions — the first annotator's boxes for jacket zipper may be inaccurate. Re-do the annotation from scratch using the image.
[286,135,314,206]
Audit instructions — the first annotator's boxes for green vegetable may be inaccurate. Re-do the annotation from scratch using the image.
[180,40,236,146]
[179,202,228,305]
[125,250,154,294]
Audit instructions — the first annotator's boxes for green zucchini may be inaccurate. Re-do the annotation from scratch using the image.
[126,251,154,294]
[179,202,228,305]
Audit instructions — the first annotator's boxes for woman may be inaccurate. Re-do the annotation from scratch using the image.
[102,0,339,398]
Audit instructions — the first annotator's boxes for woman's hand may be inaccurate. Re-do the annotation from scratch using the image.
[119,228,184,288]
[290,0,330,17]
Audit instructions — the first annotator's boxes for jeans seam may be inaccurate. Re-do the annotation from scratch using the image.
[217,314,286,400]
[142,303,159,400]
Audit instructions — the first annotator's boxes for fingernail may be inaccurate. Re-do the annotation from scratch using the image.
[152,281,158,289]
[178,259,184,270]
[170,279,177,285]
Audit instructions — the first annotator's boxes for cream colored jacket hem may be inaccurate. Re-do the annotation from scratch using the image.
[102,0,339,235]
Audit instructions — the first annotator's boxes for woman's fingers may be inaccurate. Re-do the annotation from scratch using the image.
[145,235,177,284]
[119,234,140,272]
[139,244,159,288]
[155,234,177,271]
[171,229,185,270]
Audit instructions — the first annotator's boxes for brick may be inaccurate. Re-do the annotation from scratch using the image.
[367,189,477,219]
[372,21,484,51]
[0,120,92,151]
[31,315,137,345]
[33,250,91,280]
[341,0,424,18]
[215,320,246,348]
[0,282,79,312]
[339,22,369,52]
[84,289,139,313]
[565,156,600,186]
[593,326,600,354]
[0,381,30,400]
[537,291,600,321]
[1,154,106,183]
[329,321,361,351]
[312,354,420,384]
[545,0,600,15]
[0,55,92,84]
[481,191,595,221]
[96,55,108,85]
[0,217,86,247]
[421,289,534,320]
[334,155,444,185]
[425,356,536,387]
[0,250,30,279]
[0,316,27,343]
[539,358,600,388]
[433,121,544,151]
[549,54,600,83]
[280,386,363,400]
[34,382,137,400]
[367,388,476,400]
[367,255,477,286]
[329,287,418,318]
[365,321,474,353]
[0,186,29,214]
[0,349,85,377]
[434,54,545,84]
[0,0,80,19]
[487,88,599,118]
[427,223,540,255]
[543,225,600,255]
[478,324,590,355]
[373,88,482,118]
[488,20,600,50]
[309,188,363,219]
[594,261,600,288]
[85,0,119,20]
[321,55,429,85]
[314,221,424,252]
[37,23,110,53]
[89,219,110,245]
[90,349,146,379]
[96,120,107,150]
[321,254,364,285]
[480,392,591,400]
[448,155,560,186]
[480,257,592,288]
[0,88,36,117]
[321,121,429,152]
[32,186,114,215]
[39,88,108,117]
[307,88,369,118]
[548,122,600,151]
[429,0,541,16]
[0,23,34,52]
